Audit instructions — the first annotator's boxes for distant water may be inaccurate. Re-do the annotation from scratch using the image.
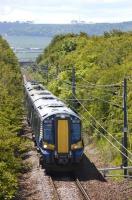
[3,35,52,62]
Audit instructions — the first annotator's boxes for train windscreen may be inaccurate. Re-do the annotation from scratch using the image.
[71,121,81,143]
[43,120,54,144]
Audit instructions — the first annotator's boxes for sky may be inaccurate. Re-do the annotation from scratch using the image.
[0,0,132,24]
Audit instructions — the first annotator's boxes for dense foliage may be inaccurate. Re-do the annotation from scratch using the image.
[0,36,30,199]
[35,31,132,165]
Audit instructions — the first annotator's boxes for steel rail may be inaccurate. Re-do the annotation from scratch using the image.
[75,178,91,200]
[49,177,61,200]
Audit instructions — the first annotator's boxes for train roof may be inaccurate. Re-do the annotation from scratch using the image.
[29,90,51,96]
[24,80,80,120]
[38,105,78,119]
[34,99,64,109]
[30,94,56,103]
[25,81,45,92]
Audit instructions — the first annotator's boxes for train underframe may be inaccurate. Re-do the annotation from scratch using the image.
[39,148,84,171]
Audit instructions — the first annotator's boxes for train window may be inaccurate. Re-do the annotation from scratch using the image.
[33,86,43,90]
[41,97,54,100]
[38,92,51,95]
[31,82,38,85]
[44,119,52,123]
[38,106,43,109]
[72,119,80,123]
[43,121,54,144]
[48,105,64,107]
[71,123,81,143]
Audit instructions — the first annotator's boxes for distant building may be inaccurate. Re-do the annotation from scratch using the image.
[71,20,78,24]
[26,21,34,24]
[79,21,86,24]
[71,20,86,24]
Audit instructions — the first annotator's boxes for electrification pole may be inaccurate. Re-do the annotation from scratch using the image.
[72,66,76,109]
[122,78,128,177]
[56,65,59,77]
[46,65,49,84]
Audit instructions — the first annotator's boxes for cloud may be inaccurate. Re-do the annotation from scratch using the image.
[0,0,131,23]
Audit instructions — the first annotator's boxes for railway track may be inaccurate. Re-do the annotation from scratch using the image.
[23,119,91,200]
[21,119,132,200]
[49,173,91,200]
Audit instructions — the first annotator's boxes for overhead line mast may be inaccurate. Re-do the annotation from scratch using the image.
[122,78,128,177]
[72,66,76,110]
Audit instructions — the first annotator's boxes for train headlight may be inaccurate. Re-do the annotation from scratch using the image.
[43,142,55,150]
[71,141,83,150]
[44,144,48,148]
[73,145,78,149]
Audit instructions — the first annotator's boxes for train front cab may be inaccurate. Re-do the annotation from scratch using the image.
[41,115,84,170]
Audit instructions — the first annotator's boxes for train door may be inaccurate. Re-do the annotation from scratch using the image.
[56,119,69,154]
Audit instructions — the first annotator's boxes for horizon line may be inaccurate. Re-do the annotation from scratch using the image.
[0,20,132,25]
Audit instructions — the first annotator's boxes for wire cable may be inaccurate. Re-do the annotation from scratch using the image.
[77,75,122,88]
[80,113,132,164]
[66,104,131,162]
[63,81,117,97]
[63,84,122,108]
[36,67,131,157]
[91,96,122,108]
[76,82,122,93]
[72,93,132,157]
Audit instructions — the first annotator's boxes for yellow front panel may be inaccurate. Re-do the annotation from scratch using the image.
[57,120,69,153]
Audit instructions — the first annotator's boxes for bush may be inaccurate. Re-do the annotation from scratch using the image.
[0,36,31,199]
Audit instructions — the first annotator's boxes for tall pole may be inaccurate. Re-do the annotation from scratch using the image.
[56,65,59,77]
[72,66,76,109]
[46,65,49,84]
[122,78,128,177]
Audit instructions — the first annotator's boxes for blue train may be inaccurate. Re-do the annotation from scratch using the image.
[24,77,84,170]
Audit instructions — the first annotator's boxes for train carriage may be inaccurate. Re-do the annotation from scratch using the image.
[24,78,84,170]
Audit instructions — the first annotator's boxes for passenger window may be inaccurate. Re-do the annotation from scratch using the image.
[72,123,81,143]
[43,122,54,144]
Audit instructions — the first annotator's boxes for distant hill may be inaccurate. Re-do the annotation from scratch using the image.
[0,21,132,36]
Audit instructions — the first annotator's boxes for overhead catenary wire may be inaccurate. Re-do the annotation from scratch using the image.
[63,84,122,108]
[45,71,124,111]
[69,103,129,162]
[63,81,115,95]
[40,65,123,88]
[76,75,123,93]
[49,68,120,90]
[62,78,122,95]
[66,97,122,108]
[80,113,132,164]
[76,83,122,93]
[47,70,123,95]
[48,74,132,156]
[91,96,122,108]
[72,93,132,158]
[38,66,132,157]
[77,75,122,88]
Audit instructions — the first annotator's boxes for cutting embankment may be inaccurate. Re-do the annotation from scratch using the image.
[33,31,132,167]
[0,36,31,200]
